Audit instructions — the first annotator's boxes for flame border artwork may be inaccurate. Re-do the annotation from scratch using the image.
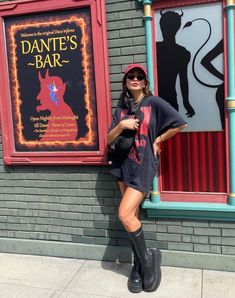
[0,0,111,165]
[8,16,95,149]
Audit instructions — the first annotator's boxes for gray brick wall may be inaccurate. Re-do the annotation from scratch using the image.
[0,0,234,259]
[106,0,145,111]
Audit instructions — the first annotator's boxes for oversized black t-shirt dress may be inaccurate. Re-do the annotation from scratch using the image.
[108,96,187,193]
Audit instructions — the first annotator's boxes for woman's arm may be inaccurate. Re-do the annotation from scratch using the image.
[107,122,124,145]
[153,124,187,155]
[107,118,140,145]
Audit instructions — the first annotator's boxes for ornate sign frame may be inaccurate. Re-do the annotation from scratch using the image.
[0,0,111,165]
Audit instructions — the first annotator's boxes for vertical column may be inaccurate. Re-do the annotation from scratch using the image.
[226,0,235,205]
[143,1,154,93]
[142,0,160,203]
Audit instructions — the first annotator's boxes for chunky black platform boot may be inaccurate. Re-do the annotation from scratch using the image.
[128,226,162,292]
[127,242,143,293]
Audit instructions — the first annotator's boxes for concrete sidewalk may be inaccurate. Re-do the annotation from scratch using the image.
[0,253,235,298]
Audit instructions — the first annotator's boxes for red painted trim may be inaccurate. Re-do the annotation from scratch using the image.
[191,133,200,192]
[186,133,193,191]
[199,133,207,191]
[217,132,226,192]
[153,0,220,10]
[161,192,227,203]
[167,140,175,190]
[0,0,111,165]
[175,135,183,190]
[160,132,227,193]
[207,133,215,191]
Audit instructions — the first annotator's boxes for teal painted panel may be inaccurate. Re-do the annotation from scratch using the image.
[142,201,235,221]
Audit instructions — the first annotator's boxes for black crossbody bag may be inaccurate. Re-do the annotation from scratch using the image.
[108,94,143,160]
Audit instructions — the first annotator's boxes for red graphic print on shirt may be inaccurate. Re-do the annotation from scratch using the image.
[129,106,152,164]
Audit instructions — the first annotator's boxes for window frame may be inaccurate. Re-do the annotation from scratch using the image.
[151,0,228,203]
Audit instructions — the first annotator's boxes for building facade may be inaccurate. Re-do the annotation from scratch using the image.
[0,0,235,271]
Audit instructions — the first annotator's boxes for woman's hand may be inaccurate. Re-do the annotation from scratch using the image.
[153,136,162,156]
[120,118,139,130]
[107,118,139,145]
[152,125,187,156]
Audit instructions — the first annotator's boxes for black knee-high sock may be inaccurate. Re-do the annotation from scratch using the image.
[128,226,148,266]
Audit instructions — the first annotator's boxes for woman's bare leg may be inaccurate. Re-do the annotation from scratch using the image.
[118,183,143,292]
[117,183,161,292]
[118,187,145,232]
[118,181,139,219]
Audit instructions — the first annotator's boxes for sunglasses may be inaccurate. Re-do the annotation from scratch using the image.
[126,73,145,81]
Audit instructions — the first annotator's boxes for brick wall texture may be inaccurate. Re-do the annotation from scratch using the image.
[0,0,235,257]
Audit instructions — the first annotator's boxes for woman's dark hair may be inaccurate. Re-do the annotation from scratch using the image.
[119,72,153,102]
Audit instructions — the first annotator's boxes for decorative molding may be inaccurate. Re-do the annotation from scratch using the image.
[226,100,235,109]
[226,0,235,7]
[0,238,235,272]
[142,201,235,221]
[138,0,152,5]
[144,4,152,17]
[150,190,160,195]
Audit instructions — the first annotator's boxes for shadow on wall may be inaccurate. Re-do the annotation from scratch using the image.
[95,170,132,275]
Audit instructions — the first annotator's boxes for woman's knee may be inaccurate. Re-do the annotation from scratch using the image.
[118,208,136,227]
[118,187,144,226]
[118,208,126,223]
[118,208,129,224]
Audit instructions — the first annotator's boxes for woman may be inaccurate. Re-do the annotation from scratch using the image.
[107,63,187,293]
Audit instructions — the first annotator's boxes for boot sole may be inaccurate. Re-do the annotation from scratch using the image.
[144,248,162,292]
[128,280,143,293]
